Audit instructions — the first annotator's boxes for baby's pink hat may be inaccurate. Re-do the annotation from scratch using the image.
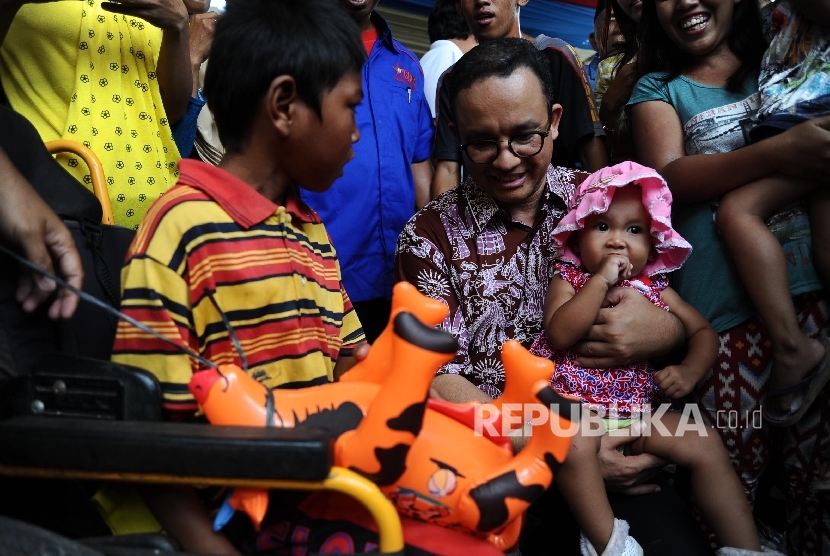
[554,161,692,276]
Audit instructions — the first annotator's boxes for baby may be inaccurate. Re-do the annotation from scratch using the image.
[531,162,773,555]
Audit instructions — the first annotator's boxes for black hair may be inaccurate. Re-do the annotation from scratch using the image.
[428,0,472,43]
[594,0,607,23]
[446,38,554,115]
[608,0,638,67]
[638,0,765,93]
[203,0,366,153]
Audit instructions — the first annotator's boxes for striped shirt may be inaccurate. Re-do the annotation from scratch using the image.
[112,160,364,414]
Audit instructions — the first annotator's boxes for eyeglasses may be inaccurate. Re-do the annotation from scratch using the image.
[458,125,551,164]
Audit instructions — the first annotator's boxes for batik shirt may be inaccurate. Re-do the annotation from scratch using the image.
[394,165,588,397]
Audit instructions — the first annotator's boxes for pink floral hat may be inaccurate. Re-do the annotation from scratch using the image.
[553,161,692,276]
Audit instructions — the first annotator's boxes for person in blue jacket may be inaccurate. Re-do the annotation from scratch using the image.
[301,0,434,343]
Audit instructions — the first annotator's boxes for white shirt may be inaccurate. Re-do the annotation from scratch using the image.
[419,40,465,119]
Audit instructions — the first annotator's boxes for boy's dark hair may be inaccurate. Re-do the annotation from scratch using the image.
[447,39,554,115]
[638,0,765,93]
[203,0,365,153]
[428,0,472,43]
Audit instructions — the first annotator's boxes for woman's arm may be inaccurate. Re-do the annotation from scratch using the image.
[103,0,192,123]
[632,102,830,204]
[652,287,718,399]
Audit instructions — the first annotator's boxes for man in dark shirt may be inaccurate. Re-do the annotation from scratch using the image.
[429,0,609,198]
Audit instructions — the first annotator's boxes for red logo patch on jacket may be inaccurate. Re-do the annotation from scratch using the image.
[393,64,416,89]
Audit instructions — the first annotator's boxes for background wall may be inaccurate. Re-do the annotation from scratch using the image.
[378,0,598,56]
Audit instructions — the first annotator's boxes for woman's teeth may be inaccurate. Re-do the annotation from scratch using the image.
[681,15,710,30]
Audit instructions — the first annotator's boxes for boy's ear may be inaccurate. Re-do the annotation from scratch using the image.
[648,247,657,262]
[265,75,299,137]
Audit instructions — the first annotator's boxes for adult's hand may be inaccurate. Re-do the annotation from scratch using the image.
[333,341,370,380]
[182,0,208,15]
[102,0,188,33]
[573,287,685,369]
[189,10,217,68]
[0,149,82,320]
[599,432,666,495]
[773,115,830,181]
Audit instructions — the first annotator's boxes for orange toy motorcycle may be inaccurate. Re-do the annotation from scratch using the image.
[188,282,580,551]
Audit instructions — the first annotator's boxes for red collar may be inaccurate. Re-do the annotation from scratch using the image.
[177,160,320,229]
[362,27,378,55]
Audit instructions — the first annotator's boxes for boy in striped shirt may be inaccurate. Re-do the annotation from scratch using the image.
[111,1,367,551]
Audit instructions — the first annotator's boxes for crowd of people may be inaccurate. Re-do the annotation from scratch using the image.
[0,0,829,554]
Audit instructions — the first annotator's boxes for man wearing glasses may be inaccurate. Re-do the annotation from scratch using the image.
[395,39,712,554]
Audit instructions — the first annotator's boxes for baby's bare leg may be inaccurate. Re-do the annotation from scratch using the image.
[630,410,760,550]
[555,421,615,553]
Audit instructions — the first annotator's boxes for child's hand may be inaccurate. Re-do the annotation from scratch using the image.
[596,253,633,286]
[654,364,697,399]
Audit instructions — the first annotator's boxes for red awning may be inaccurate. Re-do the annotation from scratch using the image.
[555,0,598,8]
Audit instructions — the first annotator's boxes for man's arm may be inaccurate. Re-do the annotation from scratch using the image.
[430,69,463,199]
[577,135,609,173]
[187,11,216,97]
[538,42,606,169]
[412,159,433,210]
[0,146,83,319]
[430,159,461,199]
[572,287,685,369]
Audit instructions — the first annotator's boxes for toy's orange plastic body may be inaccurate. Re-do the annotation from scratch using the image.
[189,282,580,550]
